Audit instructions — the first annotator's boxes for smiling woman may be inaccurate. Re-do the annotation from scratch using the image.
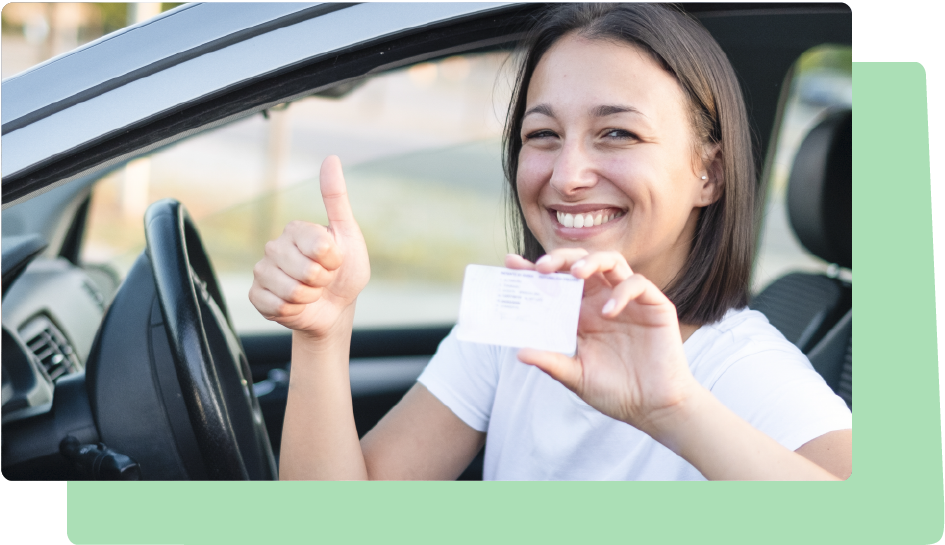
[1,2,853,485]
[251,3,852,481]
[515,37,723,298]
[505,7,755,327]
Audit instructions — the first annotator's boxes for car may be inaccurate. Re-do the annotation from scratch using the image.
[1,2,852,482]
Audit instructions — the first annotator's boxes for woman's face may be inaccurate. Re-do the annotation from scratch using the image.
[517,35,719,289]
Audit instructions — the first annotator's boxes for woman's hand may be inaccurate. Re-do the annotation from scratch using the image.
[505,250,698,436]
[249,156,370,341]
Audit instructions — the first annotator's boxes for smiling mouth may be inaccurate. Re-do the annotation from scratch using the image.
[554,209,625,229]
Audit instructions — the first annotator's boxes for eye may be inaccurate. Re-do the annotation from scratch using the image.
[523,129,558,141]
[603,128,638,140]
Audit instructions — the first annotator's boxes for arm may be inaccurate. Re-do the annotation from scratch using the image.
[361,383,486,480]
[251,156,482,480]
[281,335,484,480]
[647,385,849,480]
[511,250,852,481]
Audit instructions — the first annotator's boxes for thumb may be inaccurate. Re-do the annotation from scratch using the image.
[320,155,357,232]
[517,348,582,392]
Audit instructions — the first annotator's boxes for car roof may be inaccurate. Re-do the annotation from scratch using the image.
[1,2,850,209]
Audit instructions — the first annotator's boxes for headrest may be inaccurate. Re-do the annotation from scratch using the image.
[787,109,852,269]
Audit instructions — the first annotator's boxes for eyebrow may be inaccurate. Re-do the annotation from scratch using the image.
[522,103,646,120]
[523,103,555,118]
[592,104,646,118]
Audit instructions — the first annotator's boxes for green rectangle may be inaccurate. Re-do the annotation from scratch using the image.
[66,62,942,545]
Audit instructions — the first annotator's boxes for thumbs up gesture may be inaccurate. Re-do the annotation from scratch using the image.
[249,156,370,338]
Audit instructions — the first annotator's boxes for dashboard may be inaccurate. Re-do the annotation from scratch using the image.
[2,251,108,413]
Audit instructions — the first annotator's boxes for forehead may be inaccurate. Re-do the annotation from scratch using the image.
[526,35,687,121]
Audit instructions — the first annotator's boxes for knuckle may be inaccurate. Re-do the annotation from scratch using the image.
[287,283,308,303]
[264,240,280,257]
[311,239,331,259]
[303,262,324,284]
[274,300,295,316]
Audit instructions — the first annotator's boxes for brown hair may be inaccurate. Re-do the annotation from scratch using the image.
[502,3,756,325]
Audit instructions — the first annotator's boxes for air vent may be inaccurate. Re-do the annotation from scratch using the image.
[18,315,80,381]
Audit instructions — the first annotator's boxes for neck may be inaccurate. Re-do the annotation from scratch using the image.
[679,322,700,343]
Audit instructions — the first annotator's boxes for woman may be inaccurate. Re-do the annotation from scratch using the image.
[249,3,852,480]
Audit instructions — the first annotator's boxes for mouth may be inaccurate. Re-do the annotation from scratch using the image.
[549,207,626,229]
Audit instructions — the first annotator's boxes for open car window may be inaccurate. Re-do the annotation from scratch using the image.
[81,51,517,332]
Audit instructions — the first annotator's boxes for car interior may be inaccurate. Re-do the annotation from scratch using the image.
[1,3,852,481]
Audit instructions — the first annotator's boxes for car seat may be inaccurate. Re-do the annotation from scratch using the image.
[749,108,852,409]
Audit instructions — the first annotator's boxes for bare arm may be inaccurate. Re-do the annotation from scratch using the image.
[796,429,852,479]
[279,323,367,480]
[361,383,486,480]
[280,332,484,480]
[646,384,849,480]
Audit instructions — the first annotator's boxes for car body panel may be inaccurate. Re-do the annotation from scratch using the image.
[1,3,322,127]
[1,2,512,184]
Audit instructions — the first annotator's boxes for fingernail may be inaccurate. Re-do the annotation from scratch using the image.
[536,255,551,265]
[602,299,616,314]
[572,259,586,270]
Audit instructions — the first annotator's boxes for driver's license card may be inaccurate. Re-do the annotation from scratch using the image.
[455,264,584,355]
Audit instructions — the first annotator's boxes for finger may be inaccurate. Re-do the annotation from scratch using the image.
[284,247,335,287]
[569,251,632,285]
[253,259,325,305]
[249,283,307,320]
[517,348,582,392]
[266,230,337,284]
[601,274,671,318]
[534,248,589,274]
[319,155,357,233]
[280,222,343,271]
[504,254,536,270]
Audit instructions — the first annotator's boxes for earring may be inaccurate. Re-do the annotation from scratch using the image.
[701,175,708,180]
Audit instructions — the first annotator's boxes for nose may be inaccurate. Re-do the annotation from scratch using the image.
[549,139,597,196]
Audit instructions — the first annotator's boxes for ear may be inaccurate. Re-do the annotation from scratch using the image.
[695,144,723,207]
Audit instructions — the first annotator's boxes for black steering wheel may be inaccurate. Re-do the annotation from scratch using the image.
[142,199,276,480]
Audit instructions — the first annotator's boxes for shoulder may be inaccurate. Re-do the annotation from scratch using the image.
[686,306,809,386]
[689,307,852,450]
[416,328,518,432]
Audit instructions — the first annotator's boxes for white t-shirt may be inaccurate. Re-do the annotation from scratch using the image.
[417,307,852,480]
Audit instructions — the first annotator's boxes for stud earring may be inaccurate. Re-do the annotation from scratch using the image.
[701,175,708,180]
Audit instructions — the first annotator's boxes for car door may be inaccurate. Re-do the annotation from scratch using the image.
[76,46,521,478]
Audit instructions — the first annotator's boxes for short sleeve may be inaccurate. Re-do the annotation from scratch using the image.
[417,328,501,432]
[710,346,853,452]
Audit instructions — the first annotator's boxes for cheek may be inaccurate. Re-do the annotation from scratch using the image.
[516,149,550,206]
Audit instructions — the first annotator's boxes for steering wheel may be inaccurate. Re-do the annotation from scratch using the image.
[143,199,276,480]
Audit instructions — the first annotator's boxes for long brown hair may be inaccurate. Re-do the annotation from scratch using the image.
[502,3,756,325]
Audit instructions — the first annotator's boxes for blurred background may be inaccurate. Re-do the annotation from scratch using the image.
[2,3,180,78]
[2,3,851,333]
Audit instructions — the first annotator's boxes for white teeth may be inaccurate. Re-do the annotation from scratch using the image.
[556,209,623,229]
